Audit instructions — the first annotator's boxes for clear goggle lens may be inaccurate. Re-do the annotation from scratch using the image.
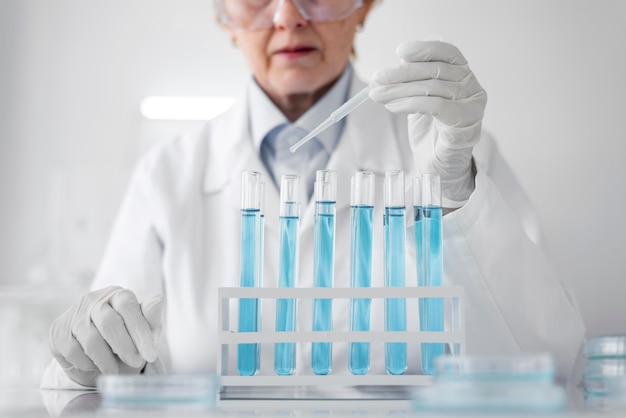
[215,0,364,31]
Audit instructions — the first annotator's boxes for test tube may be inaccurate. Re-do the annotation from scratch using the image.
[349,172,375,375]
[257,181,265,350]
[415,173,444,375]
[311,170,337,375]
[384,170,407,375]
[258,182,265,289]
[274,175,301,376]
[238,171,263,376]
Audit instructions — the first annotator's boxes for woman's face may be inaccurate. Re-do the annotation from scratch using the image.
[227,1,372,108]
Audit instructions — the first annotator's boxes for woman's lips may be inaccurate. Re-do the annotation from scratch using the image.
[275,45,316,59]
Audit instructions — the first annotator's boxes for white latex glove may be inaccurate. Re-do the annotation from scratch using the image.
[49,286,164,387]
[370,40,488,207]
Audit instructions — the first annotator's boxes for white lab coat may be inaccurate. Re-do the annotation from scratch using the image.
[42,74,585,391]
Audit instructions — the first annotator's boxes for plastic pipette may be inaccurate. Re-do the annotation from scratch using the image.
[289,85,372,153]
[289,35,446,154]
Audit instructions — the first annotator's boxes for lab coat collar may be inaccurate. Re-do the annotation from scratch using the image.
[203,72,407,234]
[248,66,354,157]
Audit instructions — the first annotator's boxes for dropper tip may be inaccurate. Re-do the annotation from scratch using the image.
[289,135,311,153]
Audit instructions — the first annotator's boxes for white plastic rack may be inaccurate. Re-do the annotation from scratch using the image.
[217,286,465,389]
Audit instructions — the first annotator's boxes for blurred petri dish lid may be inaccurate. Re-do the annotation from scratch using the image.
[584,358,626,378]
[585,376,626,413]
[97,374,219,409]
[585,334,626,359]
[412,380,567,413]
[585,373,626,396]
[434,353,555,382]
[585,393,616,413]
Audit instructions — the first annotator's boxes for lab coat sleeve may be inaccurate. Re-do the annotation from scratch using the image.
[442,132,586,384]
[90,150,165,300]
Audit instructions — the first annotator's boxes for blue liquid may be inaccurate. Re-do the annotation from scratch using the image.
[275,213,299,375]
[384,206,407,375]
[258,214,264,287]
[312,201,335,375]
[415,206,444,375]
[238,208,261,376]
[349,205,374,375]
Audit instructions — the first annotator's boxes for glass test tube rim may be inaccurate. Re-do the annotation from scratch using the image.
[384,170,405,208]
[421,173,442,208]
[241,170,262,210]
[351,171,376,207]
[280,174,300,218]
[315,169,337,203]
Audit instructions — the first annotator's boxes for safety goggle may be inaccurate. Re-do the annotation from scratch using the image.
[214,0,364,31]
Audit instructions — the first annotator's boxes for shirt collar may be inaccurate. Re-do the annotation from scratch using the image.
[249,64,354,154]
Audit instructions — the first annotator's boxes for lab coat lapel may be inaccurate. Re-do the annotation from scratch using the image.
[207,73,408,237]
[202,92,248,198]
[202,85,281,236]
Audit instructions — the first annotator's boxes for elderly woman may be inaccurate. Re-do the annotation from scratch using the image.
[43,0,584,390]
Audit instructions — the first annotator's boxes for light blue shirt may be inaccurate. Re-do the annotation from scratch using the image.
[249,65,354,202]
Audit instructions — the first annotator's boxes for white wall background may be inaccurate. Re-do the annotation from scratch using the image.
[1,0,625,386]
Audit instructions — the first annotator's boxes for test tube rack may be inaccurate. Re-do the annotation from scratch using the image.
[217,285,465,389]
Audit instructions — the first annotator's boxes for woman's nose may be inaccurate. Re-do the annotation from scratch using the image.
[273,0,309,30]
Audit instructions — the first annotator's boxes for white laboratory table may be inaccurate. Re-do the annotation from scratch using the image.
[0,387,622,418]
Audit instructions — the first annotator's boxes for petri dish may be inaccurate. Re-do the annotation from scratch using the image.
[413,382,567,413]
[585,376,626,412]
[584,359,626,395]
[585,358,626,378]
[412,354,567,413]
[97,374,219,410]
[585,334,626,359]
[434,353,556,382]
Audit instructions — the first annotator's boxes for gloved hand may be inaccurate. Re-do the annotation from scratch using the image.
[49,286,164,387]
[370,40,488,207]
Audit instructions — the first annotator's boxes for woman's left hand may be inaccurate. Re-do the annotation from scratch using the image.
[369,40,487,207]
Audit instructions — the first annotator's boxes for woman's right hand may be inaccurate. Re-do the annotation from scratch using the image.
[49,286,163,387]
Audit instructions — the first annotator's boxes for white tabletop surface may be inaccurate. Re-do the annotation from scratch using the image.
[1,387,625,418]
